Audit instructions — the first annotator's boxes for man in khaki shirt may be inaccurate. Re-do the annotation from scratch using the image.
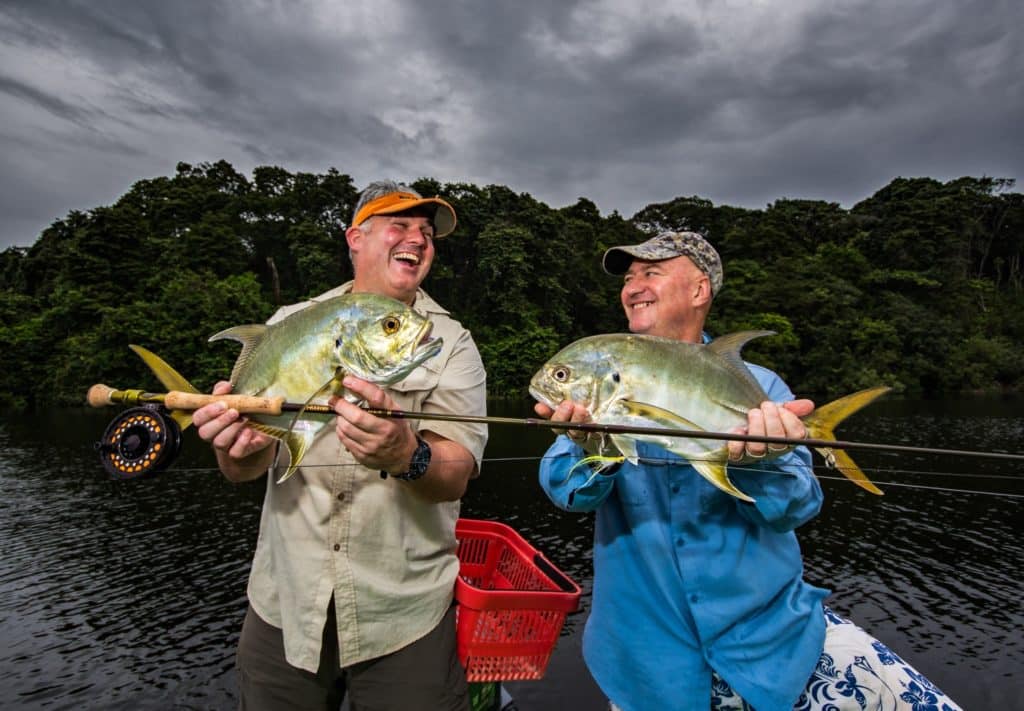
[193,180,487,710]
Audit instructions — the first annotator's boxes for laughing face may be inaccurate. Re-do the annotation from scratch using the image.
[346,211,436,304]
[620,255,711,341]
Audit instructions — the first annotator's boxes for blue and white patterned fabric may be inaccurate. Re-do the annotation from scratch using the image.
[612,607,962,711]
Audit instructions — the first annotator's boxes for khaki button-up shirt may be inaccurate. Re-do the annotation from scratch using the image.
[246,283,488,671]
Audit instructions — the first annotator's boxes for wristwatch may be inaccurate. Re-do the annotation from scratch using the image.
[385,435,432,481]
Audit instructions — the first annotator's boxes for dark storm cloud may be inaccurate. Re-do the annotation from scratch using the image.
[0,0,1021,248]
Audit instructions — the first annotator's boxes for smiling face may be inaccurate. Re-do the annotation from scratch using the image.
[346,210,436,304]
[620,256,712,342]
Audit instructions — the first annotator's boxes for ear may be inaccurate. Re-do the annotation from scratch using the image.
[345,225,363,254]
[694,275,713,306]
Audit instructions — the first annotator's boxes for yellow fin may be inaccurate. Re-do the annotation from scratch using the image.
[286,373,346,433]
[128,344,197,431]
[691,459,755,503]
[621,399,752,502]
[803,386,891,495]
[247,422,313,483]
[620,399,701,430]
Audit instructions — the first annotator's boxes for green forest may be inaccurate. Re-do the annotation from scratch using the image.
[1,161,1022,409]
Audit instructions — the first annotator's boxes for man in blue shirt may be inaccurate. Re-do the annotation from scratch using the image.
[535,232,961,711]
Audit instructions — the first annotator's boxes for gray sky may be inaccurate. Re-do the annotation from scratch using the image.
[1,0,1021,250]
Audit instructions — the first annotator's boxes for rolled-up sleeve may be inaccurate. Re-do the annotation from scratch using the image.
[538,436,618,512]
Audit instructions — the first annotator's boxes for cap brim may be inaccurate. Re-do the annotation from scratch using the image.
[602,247,640,275]
[372,197,457,238]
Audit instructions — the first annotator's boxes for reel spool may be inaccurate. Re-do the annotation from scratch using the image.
[95,406,182,480]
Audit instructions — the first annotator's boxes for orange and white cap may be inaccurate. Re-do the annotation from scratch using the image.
[352,191,457,238]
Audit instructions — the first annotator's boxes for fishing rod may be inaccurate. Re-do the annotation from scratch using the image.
[87,383,1024,480]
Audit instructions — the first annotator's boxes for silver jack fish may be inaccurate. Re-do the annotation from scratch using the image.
[529,331,889,502]
[131,293,443,482]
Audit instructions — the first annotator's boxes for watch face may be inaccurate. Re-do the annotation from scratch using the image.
[405,436,431,480]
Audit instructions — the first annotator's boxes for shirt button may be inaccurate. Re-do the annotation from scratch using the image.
[333,543,341,551]
[689,593,699,603]
[670,484,680,493]
[675,537,685,547]
[337,492,346,502]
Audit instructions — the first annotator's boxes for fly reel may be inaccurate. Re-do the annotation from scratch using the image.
[94,406,182,480]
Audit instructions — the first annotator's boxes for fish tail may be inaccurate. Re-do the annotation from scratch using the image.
[128,344,199,431]
[803,386,891,495]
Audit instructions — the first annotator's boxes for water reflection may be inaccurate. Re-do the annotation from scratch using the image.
[0,396,1020,709]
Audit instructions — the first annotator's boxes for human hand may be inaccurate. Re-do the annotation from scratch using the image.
[728,399,812,462]
[535,399,594,447]
[333,376,417,473]
[192,381,275,460]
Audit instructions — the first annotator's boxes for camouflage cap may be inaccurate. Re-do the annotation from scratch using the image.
[602,230,724,296]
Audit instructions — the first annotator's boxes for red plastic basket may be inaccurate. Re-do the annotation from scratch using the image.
[455,518,582,682]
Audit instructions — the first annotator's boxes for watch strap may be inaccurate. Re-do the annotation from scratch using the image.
[381,434,431,481]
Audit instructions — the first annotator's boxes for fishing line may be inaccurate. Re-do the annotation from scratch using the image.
[157,451,1024,479]
[147,464,1024,499]
[812,475,1024,499]
[148,454,1024,499]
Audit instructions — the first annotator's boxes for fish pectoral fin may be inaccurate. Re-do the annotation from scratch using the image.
[129,344,199,431]
[620,399,702,431]
[247,422,313,483]
[273,378,343,480]
[690,459,755,503]
[619,399,728,455]
[280,378,342,441]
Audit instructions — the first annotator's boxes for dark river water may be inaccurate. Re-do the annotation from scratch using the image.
[1,396,1021,710]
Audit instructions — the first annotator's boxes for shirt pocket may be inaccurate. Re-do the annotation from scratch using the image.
[387,357,442,405]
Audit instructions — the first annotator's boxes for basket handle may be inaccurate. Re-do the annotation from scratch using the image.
[533,554,577,593]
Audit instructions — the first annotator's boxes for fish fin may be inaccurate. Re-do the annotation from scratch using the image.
[208,324,269,386]
[246,422,313,483]
[706,331,776,395]
[620,398,751,502]
[618,399,722,457]
[690,458,755,503]
[280,376,345,441]
[270,376,345,483]
[128,344,198,431]
[803,386,891,495]
[620,399,703,431]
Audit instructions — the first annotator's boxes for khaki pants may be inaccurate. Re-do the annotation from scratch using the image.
[236,601,469,711]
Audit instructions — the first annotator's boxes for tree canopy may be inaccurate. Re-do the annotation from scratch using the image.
[2,161,1021,409]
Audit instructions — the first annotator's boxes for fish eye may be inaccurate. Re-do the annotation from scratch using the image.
[552,366,570,382]
[382,316,401,334]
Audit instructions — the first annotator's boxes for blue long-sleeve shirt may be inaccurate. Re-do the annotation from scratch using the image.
[538,363,828,711]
